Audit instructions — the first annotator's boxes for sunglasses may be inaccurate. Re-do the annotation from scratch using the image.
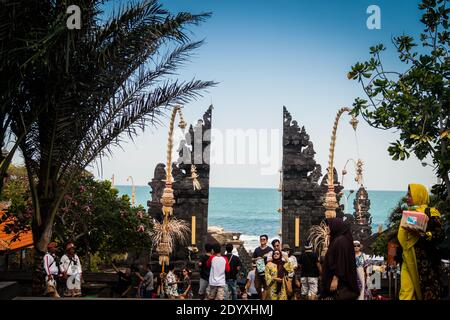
[354,245,360,247]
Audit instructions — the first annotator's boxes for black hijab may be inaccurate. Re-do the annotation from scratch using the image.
[321,218,358,298]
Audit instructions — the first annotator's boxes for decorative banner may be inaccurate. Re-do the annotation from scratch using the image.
[191,215,196,245]
[295,217,300,247]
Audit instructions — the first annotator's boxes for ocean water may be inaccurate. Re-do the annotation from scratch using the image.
[115,186,405,251]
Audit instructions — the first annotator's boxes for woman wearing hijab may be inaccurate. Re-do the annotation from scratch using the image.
[321,218,359,300]
[264,250,291,300]
[398,183,443,300]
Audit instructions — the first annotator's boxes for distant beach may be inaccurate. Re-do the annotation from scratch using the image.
[115,186,404,251]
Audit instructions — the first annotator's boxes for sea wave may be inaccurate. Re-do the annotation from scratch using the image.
[239,234,281,252]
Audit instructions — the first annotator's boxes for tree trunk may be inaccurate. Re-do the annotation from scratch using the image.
[443,173,450,201]
[31,248,46,296]
[31,198,57,295]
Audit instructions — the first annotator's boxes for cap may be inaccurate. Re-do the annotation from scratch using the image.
[353,241,361,246]
[47,242,58,249]
[304,244,313,250]
[282,244,291,250]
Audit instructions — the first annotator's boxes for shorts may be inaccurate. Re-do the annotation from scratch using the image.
[254,272,268,294]
[198,278,209,295]
[301,277,318,296]
[208,285,226,300]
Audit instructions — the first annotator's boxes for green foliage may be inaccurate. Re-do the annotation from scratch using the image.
[2,166,153,267]
[0,165,32,237]
[0,165,29,204]
[370,197,406,258]
[52,174,153,261]
[349,0,450,198]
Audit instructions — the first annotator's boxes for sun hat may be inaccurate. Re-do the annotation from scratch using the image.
[47,242,58,249]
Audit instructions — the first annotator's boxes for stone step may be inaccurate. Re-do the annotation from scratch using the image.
[0,281,20,300]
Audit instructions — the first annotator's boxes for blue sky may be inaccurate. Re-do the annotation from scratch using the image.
[92,0,437,191]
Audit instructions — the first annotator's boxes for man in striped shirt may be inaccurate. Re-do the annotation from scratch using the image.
[43,242,60,297]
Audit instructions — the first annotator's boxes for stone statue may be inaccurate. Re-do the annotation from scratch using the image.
[302,141,316,158]
[154,163,166,180]
[309,164,322,184]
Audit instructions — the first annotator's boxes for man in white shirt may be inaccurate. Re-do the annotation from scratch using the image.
[206,243,230,300]
[282,244,298,276]
[245,264,259,299]
[60,242,83,297]
[43,242,60,297]
[266,239,289,262]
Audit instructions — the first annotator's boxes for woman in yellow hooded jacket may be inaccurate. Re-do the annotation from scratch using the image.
[398,183,443,300]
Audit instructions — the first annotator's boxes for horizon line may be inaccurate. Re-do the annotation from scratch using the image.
[112,184,406,192]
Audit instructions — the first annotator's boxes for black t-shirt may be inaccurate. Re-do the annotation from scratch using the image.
[298,252,320,278]
[180,277,191,293]
[252,246,273,264]
[199,254,211,280]
[225,254,242,280]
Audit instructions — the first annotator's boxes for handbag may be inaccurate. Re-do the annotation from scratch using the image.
[284,276,293,296]
[256,258,266,274]
[46,279,60,297]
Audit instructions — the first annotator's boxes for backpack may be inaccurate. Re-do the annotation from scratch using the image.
[227,254,241,277]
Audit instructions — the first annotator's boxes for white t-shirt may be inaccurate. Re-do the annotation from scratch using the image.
[246,270,258,295]
[207,255,230,286]
[288,255,298,268]
[60,254,82,275]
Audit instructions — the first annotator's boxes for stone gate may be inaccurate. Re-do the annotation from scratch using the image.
[148,106,212,259]
[281,107,344,250]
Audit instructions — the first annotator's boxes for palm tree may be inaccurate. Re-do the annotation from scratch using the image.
[0,1,34,192]
[1,0,215,294]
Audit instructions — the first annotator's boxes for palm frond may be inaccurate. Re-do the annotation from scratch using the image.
[307,221,330,257]
[150,218,190,253]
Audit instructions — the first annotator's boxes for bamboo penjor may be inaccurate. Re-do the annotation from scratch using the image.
[155,106,201,272]
[324,107,358,219]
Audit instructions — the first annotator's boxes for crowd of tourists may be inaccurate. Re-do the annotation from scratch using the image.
[43,183,445,300]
